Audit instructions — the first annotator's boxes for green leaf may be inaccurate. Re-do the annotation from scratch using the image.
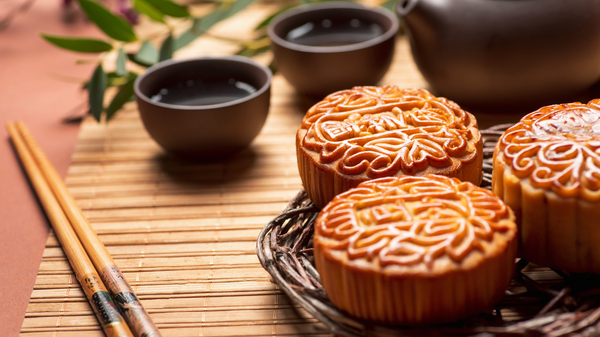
[134,0,165,23]
[105,75,137,121]
[134,41,159,65]
[268,59,276,75]
[236,43,270,58]
[41,34,113,53]
[176,0,254,51]
[235,42,271,57]
[192,8,226,33]
[253,7,291,31]
[222,0,254,19]
[159,34,174,61]
[83,71,121,90]
[116,48,127,76]
[77,0,137,42]
[109,72,136,87]
[208,0,255,27]
[174,28,196,51]
[176,15,218,51]
[127,53,153,68]
[381,0,396,12]
[88,64,107,122]
[145,0,189,18]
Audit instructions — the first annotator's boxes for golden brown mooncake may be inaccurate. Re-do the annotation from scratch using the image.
[296,86,483,209]
[314,174,518,325]
[493,99,600,273]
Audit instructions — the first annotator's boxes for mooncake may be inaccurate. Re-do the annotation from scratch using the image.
[296,86,483,208]
[493,99,600,272]
[314,174,517,324]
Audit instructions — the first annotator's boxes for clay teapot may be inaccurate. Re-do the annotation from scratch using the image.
[396,0,600,110]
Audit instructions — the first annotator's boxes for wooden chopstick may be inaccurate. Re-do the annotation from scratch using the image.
[6,121,134,337]
[9,121,161,337]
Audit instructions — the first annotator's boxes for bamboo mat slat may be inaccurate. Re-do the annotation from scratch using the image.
[20,3,429,335]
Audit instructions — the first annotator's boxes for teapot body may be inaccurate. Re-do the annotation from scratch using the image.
[397,0,600,109]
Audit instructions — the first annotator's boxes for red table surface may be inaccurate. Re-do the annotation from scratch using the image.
[0,1,100,335]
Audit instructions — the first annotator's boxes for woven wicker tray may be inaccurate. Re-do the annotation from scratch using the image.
[256,125,600,337]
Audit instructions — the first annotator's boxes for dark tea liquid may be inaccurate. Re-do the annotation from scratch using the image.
[285,18,383,47]
[151,78,257,106]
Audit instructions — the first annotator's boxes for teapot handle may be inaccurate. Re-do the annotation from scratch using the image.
[396,0,419,16]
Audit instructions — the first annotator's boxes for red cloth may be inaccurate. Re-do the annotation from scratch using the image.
[0,1,100,335]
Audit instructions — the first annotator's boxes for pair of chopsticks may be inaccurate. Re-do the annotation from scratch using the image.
[7,121,161,337]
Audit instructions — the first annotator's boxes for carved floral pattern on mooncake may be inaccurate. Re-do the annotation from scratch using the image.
[315,175,513,268]
[497,99,600,198]
[299,86,480,177]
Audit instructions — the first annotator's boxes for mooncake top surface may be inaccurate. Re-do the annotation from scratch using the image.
[314,174,516,274]
[298,86,481,178]
[497,99,600,199]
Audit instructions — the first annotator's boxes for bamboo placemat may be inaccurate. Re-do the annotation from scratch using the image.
[19,4,432,336]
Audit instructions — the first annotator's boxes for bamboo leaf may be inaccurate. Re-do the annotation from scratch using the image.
[134,41,158,65]
[159,34,174,61]
[236,44,270,58]
[88,64,107,122]
[110,71,137,87]
[174,28,196,51]
[175,15,216,51]
[254,7,290,31]
[193,8,225,33]
[222,0,254,19]
[127,53,153,68]
[381,0,396,11]
[176,0,254,51]
[77,0,137,42]
[41,34,113,53]
[199,0,254,31]
[145,0,189,18]
[105,75,136,121]
[83,72,125,90]
[116,48,127,76]
[134,0,165,23]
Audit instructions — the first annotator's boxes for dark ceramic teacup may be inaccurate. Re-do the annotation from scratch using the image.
[134,56,271,159]
[268,1,399,99]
